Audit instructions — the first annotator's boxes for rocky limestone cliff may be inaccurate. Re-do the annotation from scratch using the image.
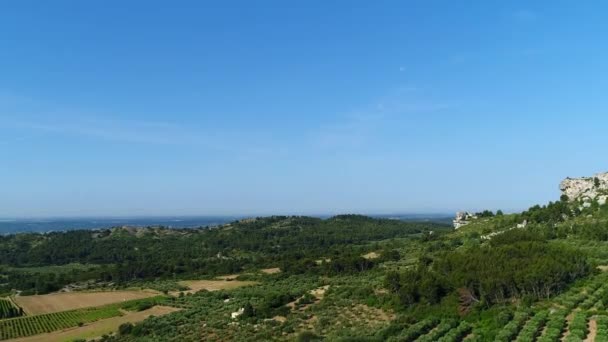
[560,171,608,203]
[453,211,476,229]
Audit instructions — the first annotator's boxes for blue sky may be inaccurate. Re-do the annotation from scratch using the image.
[1,1,608,217]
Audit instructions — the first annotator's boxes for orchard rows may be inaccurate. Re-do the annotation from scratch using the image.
[492,273,608,342]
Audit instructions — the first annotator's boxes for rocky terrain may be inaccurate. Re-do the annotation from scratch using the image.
[560,171,608,204]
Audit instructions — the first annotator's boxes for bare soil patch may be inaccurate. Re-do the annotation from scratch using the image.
[215,274,240,280]
[362,252,380,259]
[311,285,330,299]
[287,285,330,311]
[11,306,180,342]
[261,267,281,274]
[562,311,576,341]
[584,318,597,342]
[174,279,258,295]
[463,332,476,340]
[272,315,287,323]
[14,290,159,315]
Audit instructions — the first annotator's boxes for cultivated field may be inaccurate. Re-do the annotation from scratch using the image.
[176,279,258,295]
[14,290,159,315]
[0,296,166,340]
[0,298,22,319]
[10,305,180,342]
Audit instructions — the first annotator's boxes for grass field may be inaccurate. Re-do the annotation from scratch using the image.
[10,306,180,342]
[14,290,159,315]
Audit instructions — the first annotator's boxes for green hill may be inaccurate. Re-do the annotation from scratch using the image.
[5,174,608,340]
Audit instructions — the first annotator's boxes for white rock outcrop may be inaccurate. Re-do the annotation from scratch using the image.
[453,211,477,229]
[231,308,244,319]
[560,172,608,201]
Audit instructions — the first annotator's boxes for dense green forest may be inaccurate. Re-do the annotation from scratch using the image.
[0,215,442,295]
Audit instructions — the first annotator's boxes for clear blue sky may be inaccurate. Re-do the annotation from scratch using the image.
[1,1,607,218]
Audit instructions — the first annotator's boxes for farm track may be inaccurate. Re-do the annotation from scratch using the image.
[584,318,597,342]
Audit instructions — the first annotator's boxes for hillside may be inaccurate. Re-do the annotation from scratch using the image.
[3,174,608,340]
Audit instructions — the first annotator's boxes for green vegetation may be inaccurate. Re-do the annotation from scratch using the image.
[416,319,457,342]
[0,298,22,319]
[0,296,165,340]
[388,318,438,341]
[537,309,567,342]
[566,312,589,341]
[515,310,548,342]
[436,321,472,342]
[597,316,608,341]
[494,310,530,342]
[385,230,589,311]
[0,216,442,295]
[5,194,608,340]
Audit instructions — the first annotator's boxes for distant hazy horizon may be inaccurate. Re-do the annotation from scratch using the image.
[0,213,454,234]
[2,2,607,217]
[0,212,456,222]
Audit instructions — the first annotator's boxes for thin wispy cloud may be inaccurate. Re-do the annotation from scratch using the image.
[2,114,291,161]
[11,117,214,146]
[311,87,451,149]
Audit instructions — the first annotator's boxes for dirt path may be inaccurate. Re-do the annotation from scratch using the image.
[562,311,576,341]
[538,322,549,340]
[584,318,597,342]
[11,306,181,342]
[169,279,258,296]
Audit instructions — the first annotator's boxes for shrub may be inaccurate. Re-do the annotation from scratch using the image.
[417,319,458,342]
[297,331,323,342]
[537,309,567,342]
[515,310,548,342]
[567,312,589,340]
[436,321,472,342]
[495,311,530,342]
[396,318,439,342]
[118,322,133,335]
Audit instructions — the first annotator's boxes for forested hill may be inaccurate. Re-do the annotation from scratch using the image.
[0,215,447,295]
[5,175,608,340]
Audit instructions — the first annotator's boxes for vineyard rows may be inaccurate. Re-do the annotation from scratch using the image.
[0,296,165,340]
[0,298,22,319]
[506,273,608,342]
[389,273,608,342]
